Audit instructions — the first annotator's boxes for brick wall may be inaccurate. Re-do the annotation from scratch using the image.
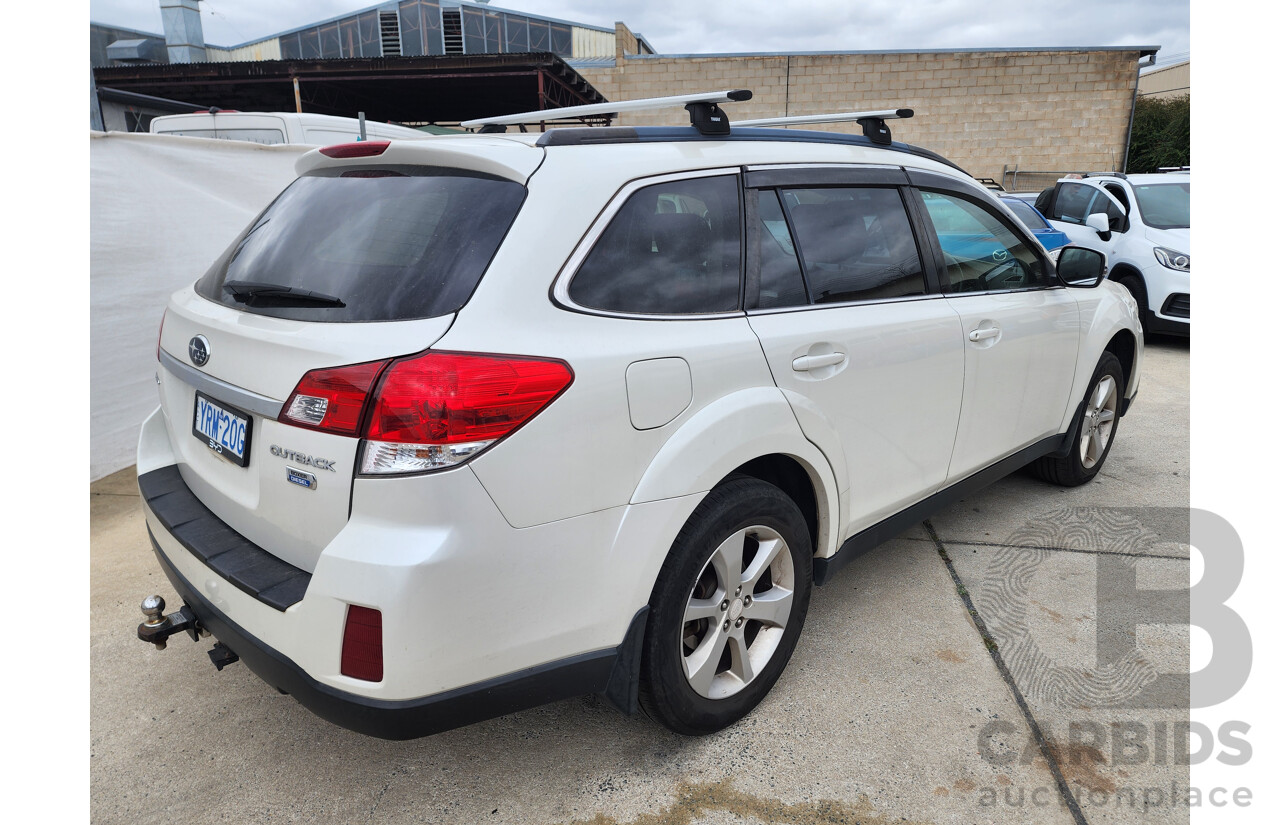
[576,34,1142,183]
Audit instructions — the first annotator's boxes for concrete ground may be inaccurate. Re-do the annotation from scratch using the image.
[90,337,1190,825]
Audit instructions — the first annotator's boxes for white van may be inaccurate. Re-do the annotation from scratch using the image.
[149,111,431,146]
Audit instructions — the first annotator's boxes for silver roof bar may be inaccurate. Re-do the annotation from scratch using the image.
[736,108,914,145]
[462,89,753,136]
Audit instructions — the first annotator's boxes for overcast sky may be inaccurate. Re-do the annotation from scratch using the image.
[89,0,1190,67]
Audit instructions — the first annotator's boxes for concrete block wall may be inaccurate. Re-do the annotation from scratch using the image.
[576,36,1142,182]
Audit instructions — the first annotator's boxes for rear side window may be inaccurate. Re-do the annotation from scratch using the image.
[754,190,809,308]
[196,167,525,322]
[568,175,741,315]
[780,187,926,305]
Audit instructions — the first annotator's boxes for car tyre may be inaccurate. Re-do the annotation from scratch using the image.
[638,475,813,735]
[1030,352,1124,487]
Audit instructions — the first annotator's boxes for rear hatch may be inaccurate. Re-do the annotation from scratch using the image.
[155,153,530,572]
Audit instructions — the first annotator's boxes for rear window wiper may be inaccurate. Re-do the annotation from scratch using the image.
[223,280,346,308]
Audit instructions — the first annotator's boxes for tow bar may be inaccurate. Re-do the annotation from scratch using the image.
[137,595,241,671]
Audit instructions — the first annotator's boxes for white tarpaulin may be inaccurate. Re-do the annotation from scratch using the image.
[90,131,310,481]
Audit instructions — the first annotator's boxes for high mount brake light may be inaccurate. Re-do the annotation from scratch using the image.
[319,141,390,158]
[278,352,574,474]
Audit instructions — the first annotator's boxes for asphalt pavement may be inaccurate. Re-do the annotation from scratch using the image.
[90,336,1190,825]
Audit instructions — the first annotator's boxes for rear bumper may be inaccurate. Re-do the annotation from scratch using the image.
[148,530,634,739]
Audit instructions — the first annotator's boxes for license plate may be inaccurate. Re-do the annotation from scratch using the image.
[192,391,253,467]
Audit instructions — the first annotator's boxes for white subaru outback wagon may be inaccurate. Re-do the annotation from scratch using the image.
[136,91,1142,739]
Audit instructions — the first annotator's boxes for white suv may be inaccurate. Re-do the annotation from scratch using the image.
[1035,172,1190,335]
[136,92,1143,739]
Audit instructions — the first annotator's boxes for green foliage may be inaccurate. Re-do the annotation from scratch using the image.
[1126,95,1190,173]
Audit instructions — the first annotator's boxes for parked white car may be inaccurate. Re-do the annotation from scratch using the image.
[135,92,1143,739]
[1034,172,1189,335]
[150,110,432,146]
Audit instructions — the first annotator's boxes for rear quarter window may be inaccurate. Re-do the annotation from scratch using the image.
[567,175,742,315]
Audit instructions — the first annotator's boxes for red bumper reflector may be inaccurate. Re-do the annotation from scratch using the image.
[341,605,384,682]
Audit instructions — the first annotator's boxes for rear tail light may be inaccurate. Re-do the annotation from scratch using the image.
[279,359,390,436]
[340,605,383,682]
[278,351,573,474]
[362,352,574,474]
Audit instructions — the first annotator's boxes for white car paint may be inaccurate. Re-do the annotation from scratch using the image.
[137,126,1143,733]
[1039,174,1190,333]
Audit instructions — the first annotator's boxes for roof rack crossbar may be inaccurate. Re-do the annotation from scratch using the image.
[735,108,914,145]
[461,89,753,136]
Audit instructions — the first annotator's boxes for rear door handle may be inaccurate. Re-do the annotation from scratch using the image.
[968,328,1000,342]
[792,352,846,371]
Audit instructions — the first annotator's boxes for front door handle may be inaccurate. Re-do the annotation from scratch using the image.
[968,328,1000,342]
[792,352,846,371]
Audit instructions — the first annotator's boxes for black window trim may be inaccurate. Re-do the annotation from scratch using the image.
[741,164,944,314]
[904,169,1060,297]
[550,167,750,321]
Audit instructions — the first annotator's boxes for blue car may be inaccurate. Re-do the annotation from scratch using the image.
[999,195,1070,251]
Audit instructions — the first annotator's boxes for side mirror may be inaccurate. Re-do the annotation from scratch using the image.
[1085,212,1111,239]
[1056,246,1108,288]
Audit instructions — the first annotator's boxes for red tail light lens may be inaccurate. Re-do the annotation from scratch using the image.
[279,359,390,436]
[319,140,390,158]
[362,352,573,474]
[278,351,572,474]
[340,605,383,682]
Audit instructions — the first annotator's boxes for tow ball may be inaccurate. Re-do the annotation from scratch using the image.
[137,595,241,670]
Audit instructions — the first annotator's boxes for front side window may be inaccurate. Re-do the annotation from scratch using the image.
[775,186,926,305]
[1050,182,1095,224]
[921,191,1051,293]
[1091,189,1127,231]
[568,175,741,315]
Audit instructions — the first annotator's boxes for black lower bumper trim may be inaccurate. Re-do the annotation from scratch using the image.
[148,529,621,739]
[1145,313,1189,337]
[139,466,310,610]
[813,434,1064,585]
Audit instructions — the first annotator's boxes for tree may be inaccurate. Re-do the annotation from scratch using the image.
[1126,95,1190,173]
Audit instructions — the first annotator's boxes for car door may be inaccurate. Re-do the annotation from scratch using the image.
[908,172,1081,481]
[1042,180,1127,252]
[742,166,965,536]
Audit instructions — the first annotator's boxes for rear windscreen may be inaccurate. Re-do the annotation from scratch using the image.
[195,167,526,322]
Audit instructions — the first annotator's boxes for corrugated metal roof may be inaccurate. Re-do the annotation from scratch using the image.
[626,45,1161,60]
[566,57,617,69]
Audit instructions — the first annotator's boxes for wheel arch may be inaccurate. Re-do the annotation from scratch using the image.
[1104,328,1139,398]
[730,455,823,565]
[629,387,841,560]
[1108,262,1148,306]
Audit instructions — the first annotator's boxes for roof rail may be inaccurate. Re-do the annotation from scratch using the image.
[735,108,913,145]
[461,89,753,136]
[1082,171,1127,180]
[1157,166,1191,173]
